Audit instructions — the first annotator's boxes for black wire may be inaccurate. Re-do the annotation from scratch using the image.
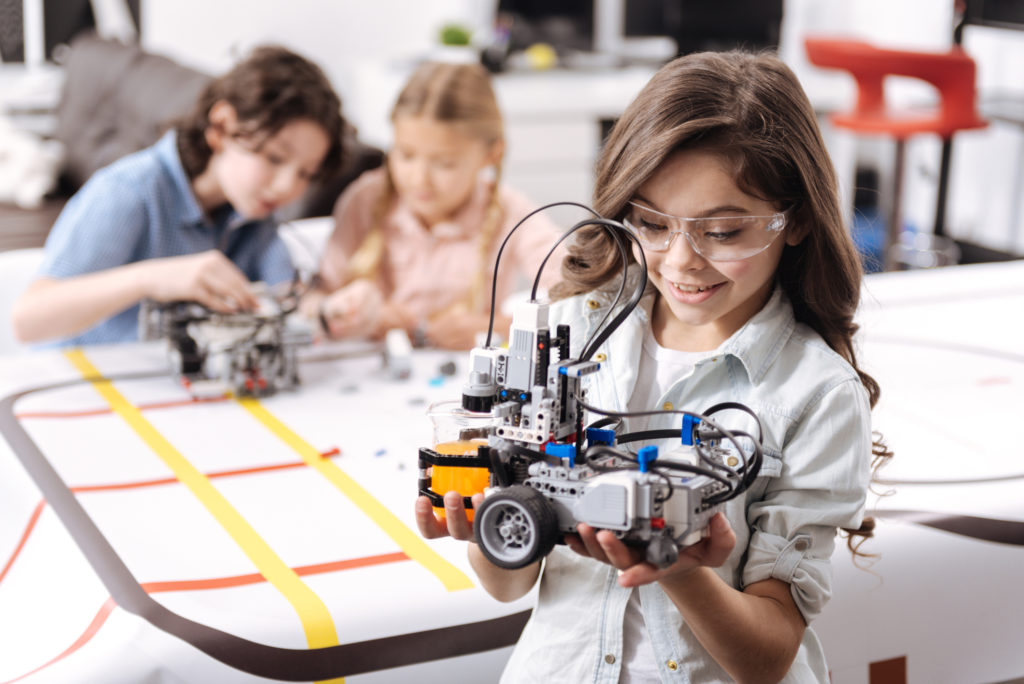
[699,401,765,445]
[577,221,648,361]
[532,219,630,357]
[582,443,734,500]
[615,428,680,444]
[575,395,762,502]
[585,416,622,432]
[484,201,603,348]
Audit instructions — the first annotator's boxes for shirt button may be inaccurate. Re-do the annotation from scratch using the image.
[604,653,616,664]
[595,353,607,362]
[666,660,679,671]
[794,538,810,552]
[662,401,674,411]
[587,299,601,310]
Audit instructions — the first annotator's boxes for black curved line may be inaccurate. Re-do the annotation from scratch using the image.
[0,375,529,680]
[876,509,1024,547]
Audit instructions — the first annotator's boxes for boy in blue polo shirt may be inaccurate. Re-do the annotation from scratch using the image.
[12,45,345,346]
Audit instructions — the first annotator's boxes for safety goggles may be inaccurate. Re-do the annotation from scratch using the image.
[622,201,788,261]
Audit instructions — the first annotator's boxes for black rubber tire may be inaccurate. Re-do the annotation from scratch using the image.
[474,485,559,569]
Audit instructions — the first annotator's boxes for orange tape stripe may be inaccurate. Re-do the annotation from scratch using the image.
[0,553,411,684]
[71,450,340,493]
[0,453,342,591]
[16,395,231,420]
[0,501,44,585]
[1,597,117,684]
[141,552,410,593]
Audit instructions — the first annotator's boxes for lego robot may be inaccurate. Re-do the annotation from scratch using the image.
[419,299,764,570]
[138,286,313,398]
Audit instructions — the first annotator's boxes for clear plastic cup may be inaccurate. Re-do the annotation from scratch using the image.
[426,400,494,521]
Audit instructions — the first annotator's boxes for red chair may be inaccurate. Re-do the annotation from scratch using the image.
[805,37,987,269]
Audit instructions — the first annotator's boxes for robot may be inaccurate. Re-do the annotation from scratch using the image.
[419,298,764,570]
[138,285,313,398]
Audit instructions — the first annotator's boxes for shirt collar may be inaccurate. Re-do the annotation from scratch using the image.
[154,130,206,227]
[718,285,794,384]
[585,267,794,386]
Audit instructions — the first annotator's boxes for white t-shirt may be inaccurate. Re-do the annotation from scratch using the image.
[619,328,714,682]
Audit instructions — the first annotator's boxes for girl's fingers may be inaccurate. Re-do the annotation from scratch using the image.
[617,563,661,587]
[575,523,611,564]
[414,496,448,539]
[595,529,637,568]
[443,490,474,541]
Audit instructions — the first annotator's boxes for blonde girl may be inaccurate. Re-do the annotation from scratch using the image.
[311,61,562,349]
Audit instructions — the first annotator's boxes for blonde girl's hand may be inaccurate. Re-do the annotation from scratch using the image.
[415,491,484,542]
[424,307,490,350]
[320,278,384,338]
[145,250,259,313]
[564,511,736,588]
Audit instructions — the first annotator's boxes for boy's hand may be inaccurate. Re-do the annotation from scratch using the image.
[145,250,258,313]
[320,278,384,338]
[415,491,484,542]
[564,512,736,588]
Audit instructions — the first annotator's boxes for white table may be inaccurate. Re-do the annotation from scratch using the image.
[0,341,533,683]
[1,260,1022,683]
[819,260,1024,684]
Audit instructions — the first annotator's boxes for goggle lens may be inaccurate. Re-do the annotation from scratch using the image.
[623,202,787,261]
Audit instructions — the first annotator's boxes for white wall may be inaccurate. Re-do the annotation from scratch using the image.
[141,0,496,107]
[141,0,1024,255]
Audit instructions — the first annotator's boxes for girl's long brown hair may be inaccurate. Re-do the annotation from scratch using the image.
[346,62,505,311]
[176,45,345,182]
[555,50,892,557]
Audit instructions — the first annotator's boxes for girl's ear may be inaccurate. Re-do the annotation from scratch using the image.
[785,229,806,247]
[204,101,239,152]
[784,214,809,247]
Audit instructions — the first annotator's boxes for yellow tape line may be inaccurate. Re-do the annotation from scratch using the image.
[64,349,341,651]
[236,397,474,592]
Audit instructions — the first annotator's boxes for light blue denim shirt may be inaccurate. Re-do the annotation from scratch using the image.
[38,130,294,346]
[501,269,872,683]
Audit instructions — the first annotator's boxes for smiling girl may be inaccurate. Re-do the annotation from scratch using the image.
[418,50,891,683]
[12,46,345,346]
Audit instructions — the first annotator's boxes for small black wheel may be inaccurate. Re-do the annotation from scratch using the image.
[474,486,559,569]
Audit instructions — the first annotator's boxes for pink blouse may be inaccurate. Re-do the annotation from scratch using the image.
[319,167,565,318]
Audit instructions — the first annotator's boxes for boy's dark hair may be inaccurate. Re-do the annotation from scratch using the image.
[176,45,345,181]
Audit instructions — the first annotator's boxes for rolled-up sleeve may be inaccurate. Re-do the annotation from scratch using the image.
[742,377,872,622]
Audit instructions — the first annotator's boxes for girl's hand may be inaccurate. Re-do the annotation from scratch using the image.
[320,278,384,338]
[424,307,488,350]
[145,250,259,313]
[564,511,736,588]
[415,491,484,542]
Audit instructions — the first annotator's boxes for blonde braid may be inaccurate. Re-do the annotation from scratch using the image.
[344,162,394,286]
[469,164,504,312]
